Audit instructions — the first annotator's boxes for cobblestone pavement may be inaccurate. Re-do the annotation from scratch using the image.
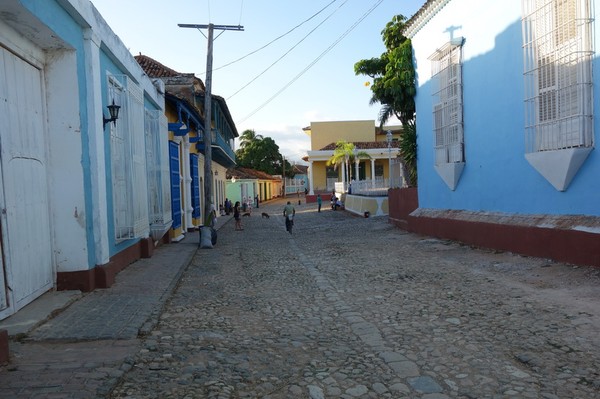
[0,231,199,398]
[110,198,600,399]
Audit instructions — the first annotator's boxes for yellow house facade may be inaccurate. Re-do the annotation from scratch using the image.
[303,120,402,194]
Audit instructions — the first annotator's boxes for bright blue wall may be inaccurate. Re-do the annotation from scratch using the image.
[413,4,600,217]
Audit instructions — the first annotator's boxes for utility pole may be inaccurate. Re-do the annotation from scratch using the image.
[178,23,243,248]
[282,155,286,197]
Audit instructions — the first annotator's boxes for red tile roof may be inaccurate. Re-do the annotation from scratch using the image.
[226,167,281,180]
[319,141,399,151]
[135,54,205,91]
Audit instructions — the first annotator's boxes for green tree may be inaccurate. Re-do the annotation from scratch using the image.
[326,140,371,185]
[236,136,293,176]
[239,129,263,148]
[398,120,417,186]
[355,14,417,186]
[355,15,415,126]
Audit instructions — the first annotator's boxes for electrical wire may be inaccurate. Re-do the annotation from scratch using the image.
[238,0,244,26]
[203,0,339,75]
[226,0,349,100]
[237,0,385,125]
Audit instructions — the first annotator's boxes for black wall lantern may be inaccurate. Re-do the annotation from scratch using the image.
[103,99,121,129]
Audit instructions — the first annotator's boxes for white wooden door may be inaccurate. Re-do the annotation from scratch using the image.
[0,47,53,319]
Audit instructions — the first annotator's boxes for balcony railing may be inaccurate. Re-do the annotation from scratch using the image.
[350,179,390,196]
[335,175,407,197]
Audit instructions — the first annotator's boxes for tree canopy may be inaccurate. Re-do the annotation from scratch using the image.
[239,129,263,148]
[326,140,370,182]
[235,131,293,177]
[354,14,417,186]
[354,14,415,126]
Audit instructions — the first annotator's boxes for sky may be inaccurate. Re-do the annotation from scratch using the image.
[90,0,425,163]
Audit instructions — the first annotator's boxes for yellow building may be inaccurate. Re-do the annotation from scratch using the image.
[303,120,402,195]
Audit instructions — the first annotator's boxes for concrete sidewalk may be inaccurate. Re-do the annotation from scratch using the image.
[0,215,232,341]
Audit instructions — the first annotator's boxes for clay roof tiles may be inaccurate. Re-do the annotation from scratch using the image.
[319,141,399,151]
[226,167,281,181]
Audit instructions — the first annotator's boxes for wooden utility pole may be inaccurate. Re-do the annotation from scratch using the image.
[282,155,286,197]
[178,23,243,247]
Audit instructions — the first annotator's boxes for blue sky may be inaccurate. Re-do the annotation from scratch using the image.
[90,0,424,163]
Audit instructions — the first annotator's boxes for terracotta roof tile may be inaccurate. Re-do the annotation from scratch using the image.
[226,167,281,181]
[319,141,399,151]
[135,54,182,78]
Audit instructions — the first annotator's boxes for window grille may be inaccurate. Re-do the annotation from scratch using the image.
[430,38,464,165]
[109,74,149,241]
[522,0,594,152]
[145,109,165,226]
[145,111,172,239]
[158,114,172,227]
[108,75,132,241]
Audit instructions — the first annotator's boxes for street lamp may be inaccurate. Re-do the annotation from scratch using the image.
[386,130,393,189]
[103,99,120,129]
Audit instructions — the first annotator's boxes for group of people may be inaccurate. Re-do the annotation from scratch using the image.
[224,191,340,235]
[219,198,243,231]
[223,198,233,215]
[330,192,343,210]
[223,196,258,216]
[313,191,344,214]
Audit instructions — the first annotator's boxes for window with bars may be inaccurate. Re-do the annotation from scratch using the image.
[145,109,171,234]
[429,39,464,165]
[522,0,593,152]
[108,74,150,242]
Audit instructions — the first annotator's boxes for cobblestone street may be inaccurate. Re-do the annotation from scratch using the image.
[110,198,600,399]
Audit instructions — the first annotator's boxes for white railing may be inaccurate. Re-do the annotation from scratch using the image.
[350,179,390,196]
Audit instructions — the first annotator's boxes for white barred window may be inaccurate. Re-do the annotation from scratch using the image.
[145,110,172,240]
[430,38,464,165]
[108,74,149,241]
[522,0,594,152]
[429,38,465,191]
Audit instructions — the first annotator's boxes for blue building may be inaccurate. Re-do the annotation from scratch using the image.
[0,0,171,320]
[403,0,599,266]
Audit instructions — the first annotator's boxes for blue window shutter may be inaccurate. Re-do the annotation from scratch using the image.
[169,141,182,229]
[190,154,200,218]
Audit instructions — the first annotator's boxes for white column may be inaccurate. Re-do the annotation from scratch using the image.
[370,159,376,180]
[83,29,110,267]
[308,161,314,195]
[341,160,347,191]
[355,159,360,181]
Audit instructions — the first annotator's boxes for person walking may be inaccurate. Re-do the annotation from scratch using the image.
[317,194,322,213]
[283,201,295,234]
[234,201,243,231]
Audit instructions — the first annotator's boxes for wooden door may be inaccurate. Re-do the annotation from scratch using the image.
[0,47,53,319]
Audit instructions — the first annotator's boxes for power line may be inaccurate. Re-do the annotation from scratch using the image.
[238,0,244,25]
[202,0,339,75]
[226,0,349,100]
[237,0,385,125]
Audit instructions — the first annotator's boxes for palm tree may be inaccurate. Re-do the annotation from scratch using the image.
[327,140,371,190]
[239,129,263,148]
